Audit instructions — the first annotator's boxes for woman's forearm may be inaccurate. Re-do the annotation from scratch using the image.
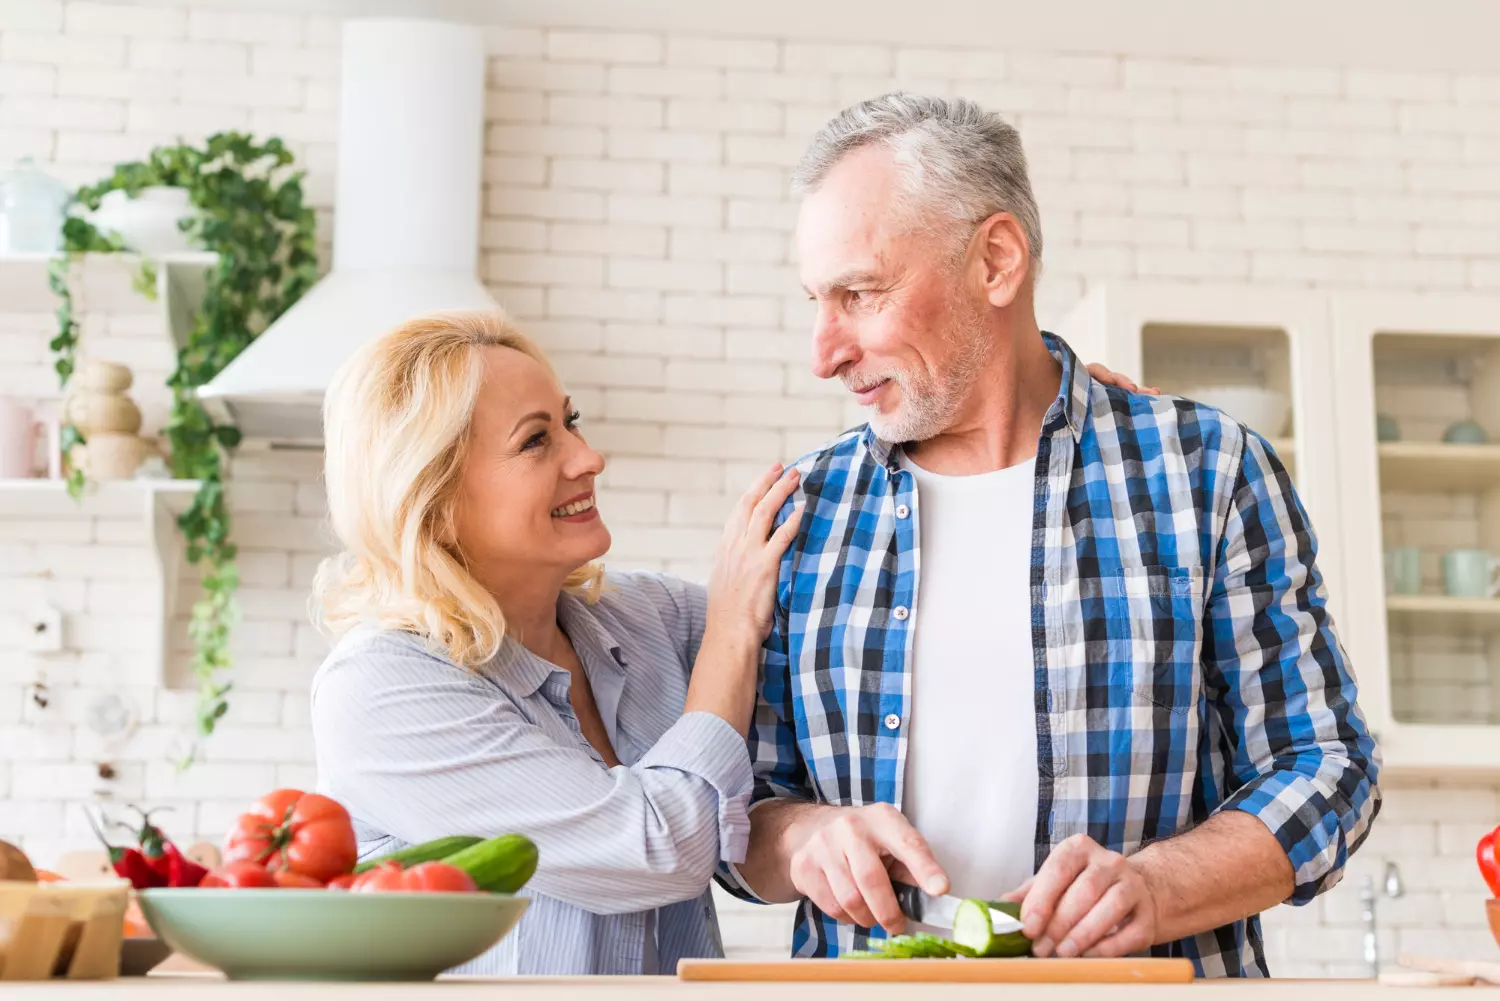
[683,626,762,738]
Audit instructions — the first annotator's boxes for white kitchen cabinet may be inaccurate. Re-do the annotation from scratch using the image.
[1057,282,1500,775]
[1056,281,1346,624]
[1331,291,1500,776]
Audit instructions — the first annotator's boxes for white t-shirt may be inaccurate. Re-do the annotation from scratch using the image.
[899,451,1039,901]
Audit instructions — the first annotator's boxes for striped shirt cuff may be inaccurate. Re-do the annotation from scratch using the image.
[640,711,754,864]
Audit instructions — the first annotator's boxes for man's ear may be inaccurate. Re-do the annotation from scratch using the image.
[976,212,1030,309]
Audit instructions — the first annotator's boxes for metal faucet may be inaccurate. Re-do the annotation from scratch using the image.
[1360,862,1404,977]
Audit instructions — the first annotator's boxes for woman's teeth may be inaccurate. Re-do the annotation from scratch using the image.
[551,496,595,518]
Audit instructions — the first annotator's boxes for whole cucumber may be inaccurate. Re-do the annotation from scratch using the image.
[351,835,484,874]
[441,833,539,893]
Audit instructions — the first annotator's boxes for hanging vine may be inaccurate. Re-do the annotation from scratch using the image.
[52,133,319,760]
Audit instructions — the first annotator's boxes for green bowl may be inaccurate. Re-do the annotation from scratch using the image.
[137,889,529,981]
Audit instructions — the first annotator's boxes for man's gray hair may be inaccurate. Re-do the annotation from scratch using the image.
[792,92,1043,267]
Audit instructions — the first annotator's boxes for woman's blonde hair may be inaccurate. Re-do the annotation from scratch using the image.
[313,309,603,667]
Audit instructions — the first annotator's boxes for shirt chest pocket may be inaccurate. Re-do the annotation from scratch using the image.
[1070,565,1206,714]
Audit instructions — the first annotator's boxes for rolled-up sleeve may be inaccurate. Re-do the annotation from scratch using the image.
[312,641,752,915]
[1205,432,1382,904]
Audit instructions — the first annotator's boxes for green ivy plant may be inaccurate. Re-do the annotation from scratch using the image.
[50,133,319,762]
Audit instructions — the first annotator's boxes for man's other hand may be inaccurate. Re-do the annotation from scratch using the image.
[1003,833,1160,958]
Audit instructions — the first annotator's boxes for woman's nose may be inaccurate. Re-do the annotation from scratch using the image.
[566,436,606,479]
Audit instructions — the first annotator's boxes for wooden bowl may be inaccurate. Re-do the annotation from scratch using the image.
[1487,899,1499,949]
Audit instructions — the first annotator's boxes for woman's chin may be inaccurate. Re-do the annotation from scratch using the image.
[554,518,611,565]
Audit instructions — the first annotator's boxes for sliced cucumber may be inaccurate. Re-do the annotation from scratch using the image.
[953,899,1032,958]
[952,898,995,956]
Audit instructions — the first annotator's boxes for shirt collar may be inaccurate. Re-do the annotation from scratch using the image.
[862,331,1091,472]
[483,590,627,699]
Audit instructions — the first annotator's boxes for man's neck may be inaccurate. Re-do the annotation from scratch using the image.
[904,316,1061,476]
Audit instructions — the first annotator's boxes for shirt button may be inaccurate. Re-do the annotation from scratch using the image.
[884,713,902,731]
[895,504,910,519]
[892,605,909,621]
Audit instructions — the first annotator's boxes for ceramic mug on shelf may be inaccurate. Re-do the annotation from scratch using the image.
[1442,420,1489,445]
[1441,549,1500,599]
[1375,413,1401,443]
[1383,547,1422,596]
[0,397,45,478]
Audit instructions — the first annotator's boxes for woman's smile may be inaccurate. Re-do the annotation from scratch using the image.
[551,491,599,522]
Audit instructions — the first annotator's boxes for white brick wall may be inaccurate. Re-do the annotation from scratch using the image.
[3,0,1500,972]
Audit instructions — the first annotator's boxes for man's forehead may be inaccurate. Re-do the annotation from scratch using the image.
[796,145,905,284]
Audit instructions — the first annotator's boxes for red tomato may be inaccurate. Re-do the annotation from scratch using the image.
[199,860,277,889]
[325,873,357,891]
[223,789,357,884]
[350,860,475,894]
[350,861,407,893]
[273,870,324,889]
[401,862,476,893]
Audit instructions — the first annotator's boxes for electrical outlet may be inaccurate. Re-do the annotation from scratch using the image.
[25,604,64,653]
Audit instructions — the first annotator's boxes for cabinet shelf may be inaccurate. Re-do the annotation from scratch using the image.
[1378,441,1500,493]
[1386,594,1500,634]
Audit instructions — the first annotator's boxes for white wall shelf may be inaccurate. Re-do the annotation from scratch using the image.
[0,478,201,685]
[0,252,217,352]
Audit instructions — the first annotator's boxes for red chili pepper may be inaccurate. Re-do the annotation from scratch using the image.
[86,809,165,890]
[115,847,168,890]
[1479,825,1500,897]
[164,842,209,888]
[128,807,177,882]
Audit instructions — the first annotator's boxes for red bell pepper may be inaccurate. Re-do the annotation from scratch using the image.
[1480,824,1500,897]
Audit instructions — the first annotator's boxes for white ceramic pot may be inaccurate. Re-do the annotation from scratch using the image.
[1186,385,1291,438]
[88,186,197,255]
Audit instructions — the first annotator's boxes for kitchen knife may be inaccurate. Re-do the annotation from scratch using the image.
[892,882,1026,935]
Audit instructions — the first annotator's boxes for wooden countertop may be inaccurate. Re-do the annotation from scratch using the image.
[6,974,1500,998]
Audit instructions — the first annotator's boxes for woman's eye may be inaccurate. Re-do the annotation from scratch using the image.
[521,430,547,451]
[565,408,582,431]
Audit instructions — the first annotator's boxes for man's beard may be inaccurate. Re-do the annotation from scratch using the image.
[852,297,993,444]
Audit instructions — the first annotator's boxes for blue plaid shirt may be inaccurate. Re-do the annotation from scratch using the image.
[719,334,1381,977]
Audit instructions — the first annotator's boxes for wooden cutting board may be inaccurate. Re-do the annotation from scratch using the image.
[678,958,1196,983]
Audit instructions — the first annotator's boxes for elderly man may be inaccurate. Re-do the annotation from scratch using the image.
[719,94,1380,977]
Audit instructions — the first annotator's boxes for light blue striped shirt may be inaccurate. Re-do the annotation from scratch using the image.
[310,571,751,976]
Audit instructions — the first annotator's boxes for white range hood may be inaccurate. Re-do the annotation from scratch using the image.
[198,17,493,443]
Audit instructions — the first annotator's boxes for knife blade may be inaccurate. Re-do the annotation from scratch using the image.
[892,882,1026,935]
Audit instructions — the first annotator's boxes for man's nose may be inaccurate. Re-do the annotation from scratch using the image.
[810,304,857,381]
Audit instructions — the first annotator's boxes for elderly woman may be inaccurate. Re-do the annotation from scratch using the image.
[311,310,800,976]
